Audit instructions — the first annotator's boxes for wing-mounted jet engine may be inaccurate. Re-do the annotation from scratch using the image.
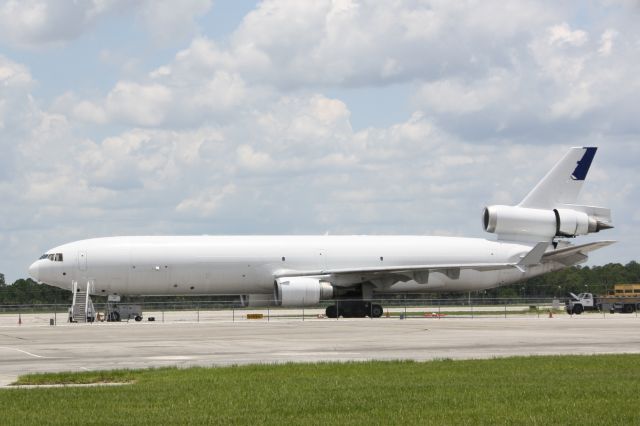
[274,277,334,307]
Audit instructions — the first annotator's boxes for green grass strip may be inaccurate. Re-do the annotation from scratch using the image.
[2,355,640,425]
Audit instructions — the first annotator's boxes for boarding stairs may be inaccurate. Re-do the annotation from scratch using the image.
[70,280,95,323]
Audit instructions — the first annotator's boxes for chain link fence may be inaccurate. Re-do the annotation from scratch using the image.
[5,296,633,326]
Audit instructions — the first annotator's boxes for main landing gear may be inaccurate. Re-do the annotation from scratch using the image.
[325,301,384,318]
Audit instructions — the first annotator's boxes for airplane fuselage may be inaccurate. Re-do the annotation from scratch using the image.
[30,235,560,297]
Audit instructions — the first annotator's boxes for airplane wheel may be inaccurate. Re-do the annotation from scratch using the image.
[326,305,337,318]
[371,304,383,318]
[135,315,143,322]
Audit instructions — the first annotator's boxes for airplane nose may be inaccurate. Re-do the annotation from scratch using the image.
[28,262,40,281]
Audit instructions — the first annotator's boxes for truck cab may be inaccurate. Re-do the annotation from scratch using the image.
[565,292,596,315]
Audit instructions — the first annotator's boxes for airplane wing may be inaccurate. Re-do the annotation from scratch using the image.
[274,241,613,287]
[274,262,518,287]
[275,261,517,278]
[275,243,552,286]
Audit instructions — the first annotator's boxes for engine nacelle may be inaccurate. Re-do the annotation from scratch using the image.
[554,208,593,237]
[274,277,334,307]
[483,205,600,239]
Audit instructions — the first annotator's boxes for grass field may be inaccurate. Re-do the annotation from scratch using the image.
[2,355,640,425]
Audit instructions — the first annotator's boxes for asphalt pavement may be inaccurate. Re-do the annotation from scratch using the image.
[1,314,639,386]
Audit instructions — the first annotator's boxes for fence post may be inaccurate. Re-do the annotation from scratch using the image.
[336,300,339,320]
[162,307,164,323]
[267,307,270,322]
[504,301,507,318]
[232,307,235,322]
[197,303,200,323]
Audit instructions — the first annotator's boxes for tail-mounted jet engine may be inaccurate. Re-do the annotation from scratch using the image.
[483,205,612,240]
[274,277,334,307]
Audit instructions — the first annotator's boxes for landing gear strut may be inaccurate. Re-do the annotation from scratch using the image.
[325,301,384,318]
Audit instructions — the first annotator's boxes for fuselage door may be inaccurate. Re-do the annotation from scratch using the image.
[78,251,87,271]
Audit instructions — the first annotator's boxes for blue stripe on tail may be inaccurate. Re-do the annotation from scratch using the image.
[571,147,597,181]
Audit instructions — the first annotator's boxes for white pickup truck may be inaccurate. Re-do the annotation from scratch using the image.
[565,292,640,315]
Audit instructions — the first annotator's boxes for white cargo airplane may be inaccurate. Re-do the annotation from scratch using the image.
[29,147,613,317]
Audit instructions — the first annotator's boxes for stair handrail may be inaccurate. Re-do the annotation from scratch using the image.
[85,280,93,321]
[71,280,78,309]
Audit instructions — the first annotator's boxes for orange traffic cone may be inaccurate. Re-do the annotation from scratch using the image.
[548,310,553,318]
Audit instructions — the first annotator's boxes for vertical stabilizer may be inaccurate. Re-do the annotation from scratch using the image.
[519,147,597,209]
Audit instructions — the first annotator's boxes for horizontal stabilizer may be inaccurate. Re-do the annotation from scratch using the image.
[543,240,616,265]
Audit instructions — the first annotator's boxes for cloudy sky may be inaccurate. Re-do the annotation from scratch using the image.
[0,0,638,282]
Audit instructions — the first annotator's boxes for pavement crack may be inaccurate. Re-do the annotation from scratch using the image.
[0,334,28,341]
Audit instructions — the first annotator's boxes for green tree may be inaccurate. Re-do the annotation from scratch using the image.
[0,279,71,305]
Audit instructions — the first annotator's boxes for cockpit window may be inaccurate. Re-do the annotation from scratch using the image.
[41,253,63,262]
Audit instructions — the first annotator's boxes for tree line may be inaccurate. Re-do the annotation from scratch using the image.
[0,278,74,305]
[1,261,639,305]
[485,261,640,298]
